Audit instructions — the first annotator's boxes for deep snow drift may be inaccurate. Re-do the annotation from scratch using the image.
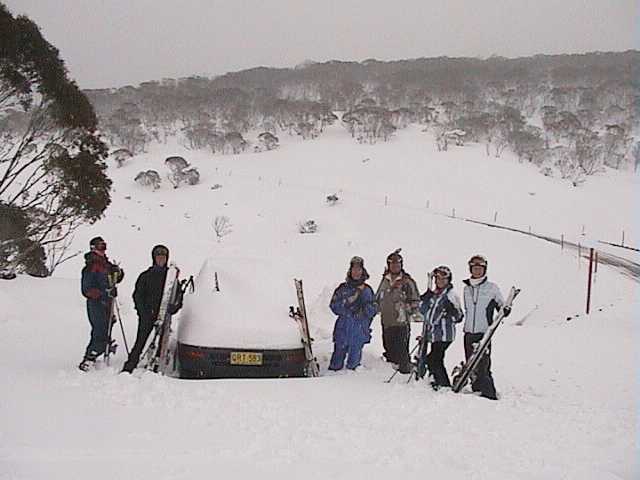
[2,125,638,479]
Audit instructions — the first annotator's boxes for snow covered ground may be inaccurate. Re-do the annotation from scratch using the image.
[2,125,638,479]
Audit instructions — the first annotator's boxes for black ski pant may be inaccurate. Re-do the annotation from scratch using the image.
[464,332,497,400]
[426,341,452,387]
[383,323,411,370]
[122,317,154,372]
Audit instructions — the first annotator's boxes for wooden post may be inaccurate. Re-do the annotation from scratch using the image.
[586,248,594,314]
[528,225,531,234]
[426,200,430,209]
[494,211,498,223]
[578,243,582,260]
[385,196,388,206]
[594,250,598,274]
[622,230,625,247]
[561,234,564,250]
[452,208,456,218]
[581,225,585,235]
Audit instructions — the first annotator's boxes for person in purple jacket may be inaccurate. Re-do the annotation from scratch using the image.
[328,256,377,371]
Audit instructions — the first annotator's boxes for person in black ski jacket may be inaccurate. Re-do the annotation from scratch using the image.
[79,236,124,371]
[121,245,183,373]
[462,254,510,400]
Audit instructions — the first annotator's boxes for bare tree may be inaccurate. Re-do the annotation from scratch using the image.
[213,216,233,242]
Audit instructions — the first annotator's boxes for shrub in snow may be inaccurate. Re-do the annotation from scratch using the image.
[165,156,189,173]
[298,220,318,234]
[169,167,200,188]
[326,194,339,205]
[111,148,133,168]
[210,184,223,190]
[213,216,233,242]
[258,132,279,151]
[134,170,161,190]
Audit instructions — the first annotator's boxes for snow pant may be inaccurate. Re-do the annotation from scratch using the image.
[329,341,364,370]
[84,299,110,360]
[426,341,452,387]
[464,333,497,400]
[122,317,154,373]
[383,323,411,371]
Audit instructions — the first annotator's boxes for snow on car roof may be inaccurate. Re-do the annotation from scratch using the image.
[177,257,303,349]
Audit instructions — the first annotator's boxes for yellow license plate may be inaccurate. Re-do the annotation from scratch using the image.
[230,352,263,365]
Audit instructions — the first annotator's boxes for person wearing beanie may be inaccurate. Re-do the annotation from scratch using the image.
[79,236,124,371]
[374,249,420,374]
[328,256,377,371]
[418,265,463,389]
[462,254,510,400]
[121,245,183,373]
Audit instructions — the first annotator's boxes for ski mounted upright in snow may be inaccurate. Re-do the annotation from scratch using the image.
[451,286,521,393]
[289,279,320,377]
[103,269,122,366]
[141,263,181,374]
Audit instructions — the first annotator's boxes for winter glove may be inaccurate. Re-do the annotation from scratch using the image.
[502,306,511,318]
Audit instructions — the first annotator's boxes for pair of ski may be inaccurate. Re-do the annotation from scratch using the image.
[289,279,320,377]
[139,263,182,374]
[391,286,520,393]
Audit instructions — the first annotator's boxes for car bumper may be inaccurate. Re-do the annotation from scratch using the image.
[177,342,308,379]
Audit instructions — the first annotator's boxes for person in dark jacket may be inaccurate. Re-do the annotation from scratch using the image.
[79,236,124,371]
[462,254,510,400]
[374,249,420,374]
[328,256,377,371]
[121,245,183,373]
[418,265,463,389]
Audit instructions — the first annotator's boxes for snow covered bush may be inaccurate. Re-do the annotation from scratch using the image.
[111,148,133,168]
[257,132,279,151]
[134,170,161,190]
[169,168,200,188]
[326,194,339,205]
[298,220,318,234]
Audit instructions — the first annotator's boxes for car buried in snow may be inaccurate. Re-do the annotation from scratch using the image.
[176,257,308,379]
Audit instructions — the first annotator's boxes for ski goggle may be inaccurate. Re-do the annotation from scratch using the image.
[91,242,107,251]
[153,247,169,257]
[468,261,486,268]
[433,267,451,278]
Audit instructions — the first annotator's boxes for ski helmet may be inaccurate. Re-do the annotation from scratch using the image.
[350,255,365,267]
[89,236,106,251]
[386,248,403,267]
[433,265,452,282]
[151,244,169,264]
[468,254,488,272]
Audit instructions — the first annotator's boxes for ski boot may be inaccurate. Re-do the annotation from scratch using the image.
[108,339,118,355]
[78,357,95,372]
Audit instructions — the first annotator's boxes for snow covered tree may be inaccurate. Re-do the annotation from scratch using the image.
[0,4,110,275]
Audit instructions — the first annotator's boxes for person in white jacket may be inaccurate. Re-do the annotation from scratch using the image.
[462,255,511,400]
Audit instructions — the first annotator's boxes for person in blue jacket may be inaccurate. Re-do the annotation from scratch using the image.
[418,265,463,389]
[328,256,377,371]
[79,236,124,371]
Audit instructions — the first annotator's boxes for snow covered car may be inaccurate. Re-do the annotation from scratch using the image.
[176,257,308,379]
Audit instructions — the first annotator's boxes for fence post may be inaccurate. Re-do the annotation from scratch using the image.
[586,248,594,315]
[622,230,625,247]
[385,195,388,206]
[578,243,582,260]
[494,211,498,223]
[561,234,564,250]
[594,250,599,274]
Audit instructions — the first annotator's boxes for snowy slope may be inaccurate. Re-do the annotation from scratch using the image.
[2,124,638,480]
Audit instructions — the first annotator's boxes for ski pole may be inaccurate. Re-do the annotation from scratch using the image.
[113,300,130,355]
[385,341,420,383]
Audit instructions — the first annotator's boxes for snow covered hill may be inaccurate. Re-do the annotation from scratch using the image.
[2,125,638,479]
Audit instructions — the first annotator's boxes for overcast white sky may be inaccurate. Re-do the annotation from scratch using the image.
[4,0,638,89]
